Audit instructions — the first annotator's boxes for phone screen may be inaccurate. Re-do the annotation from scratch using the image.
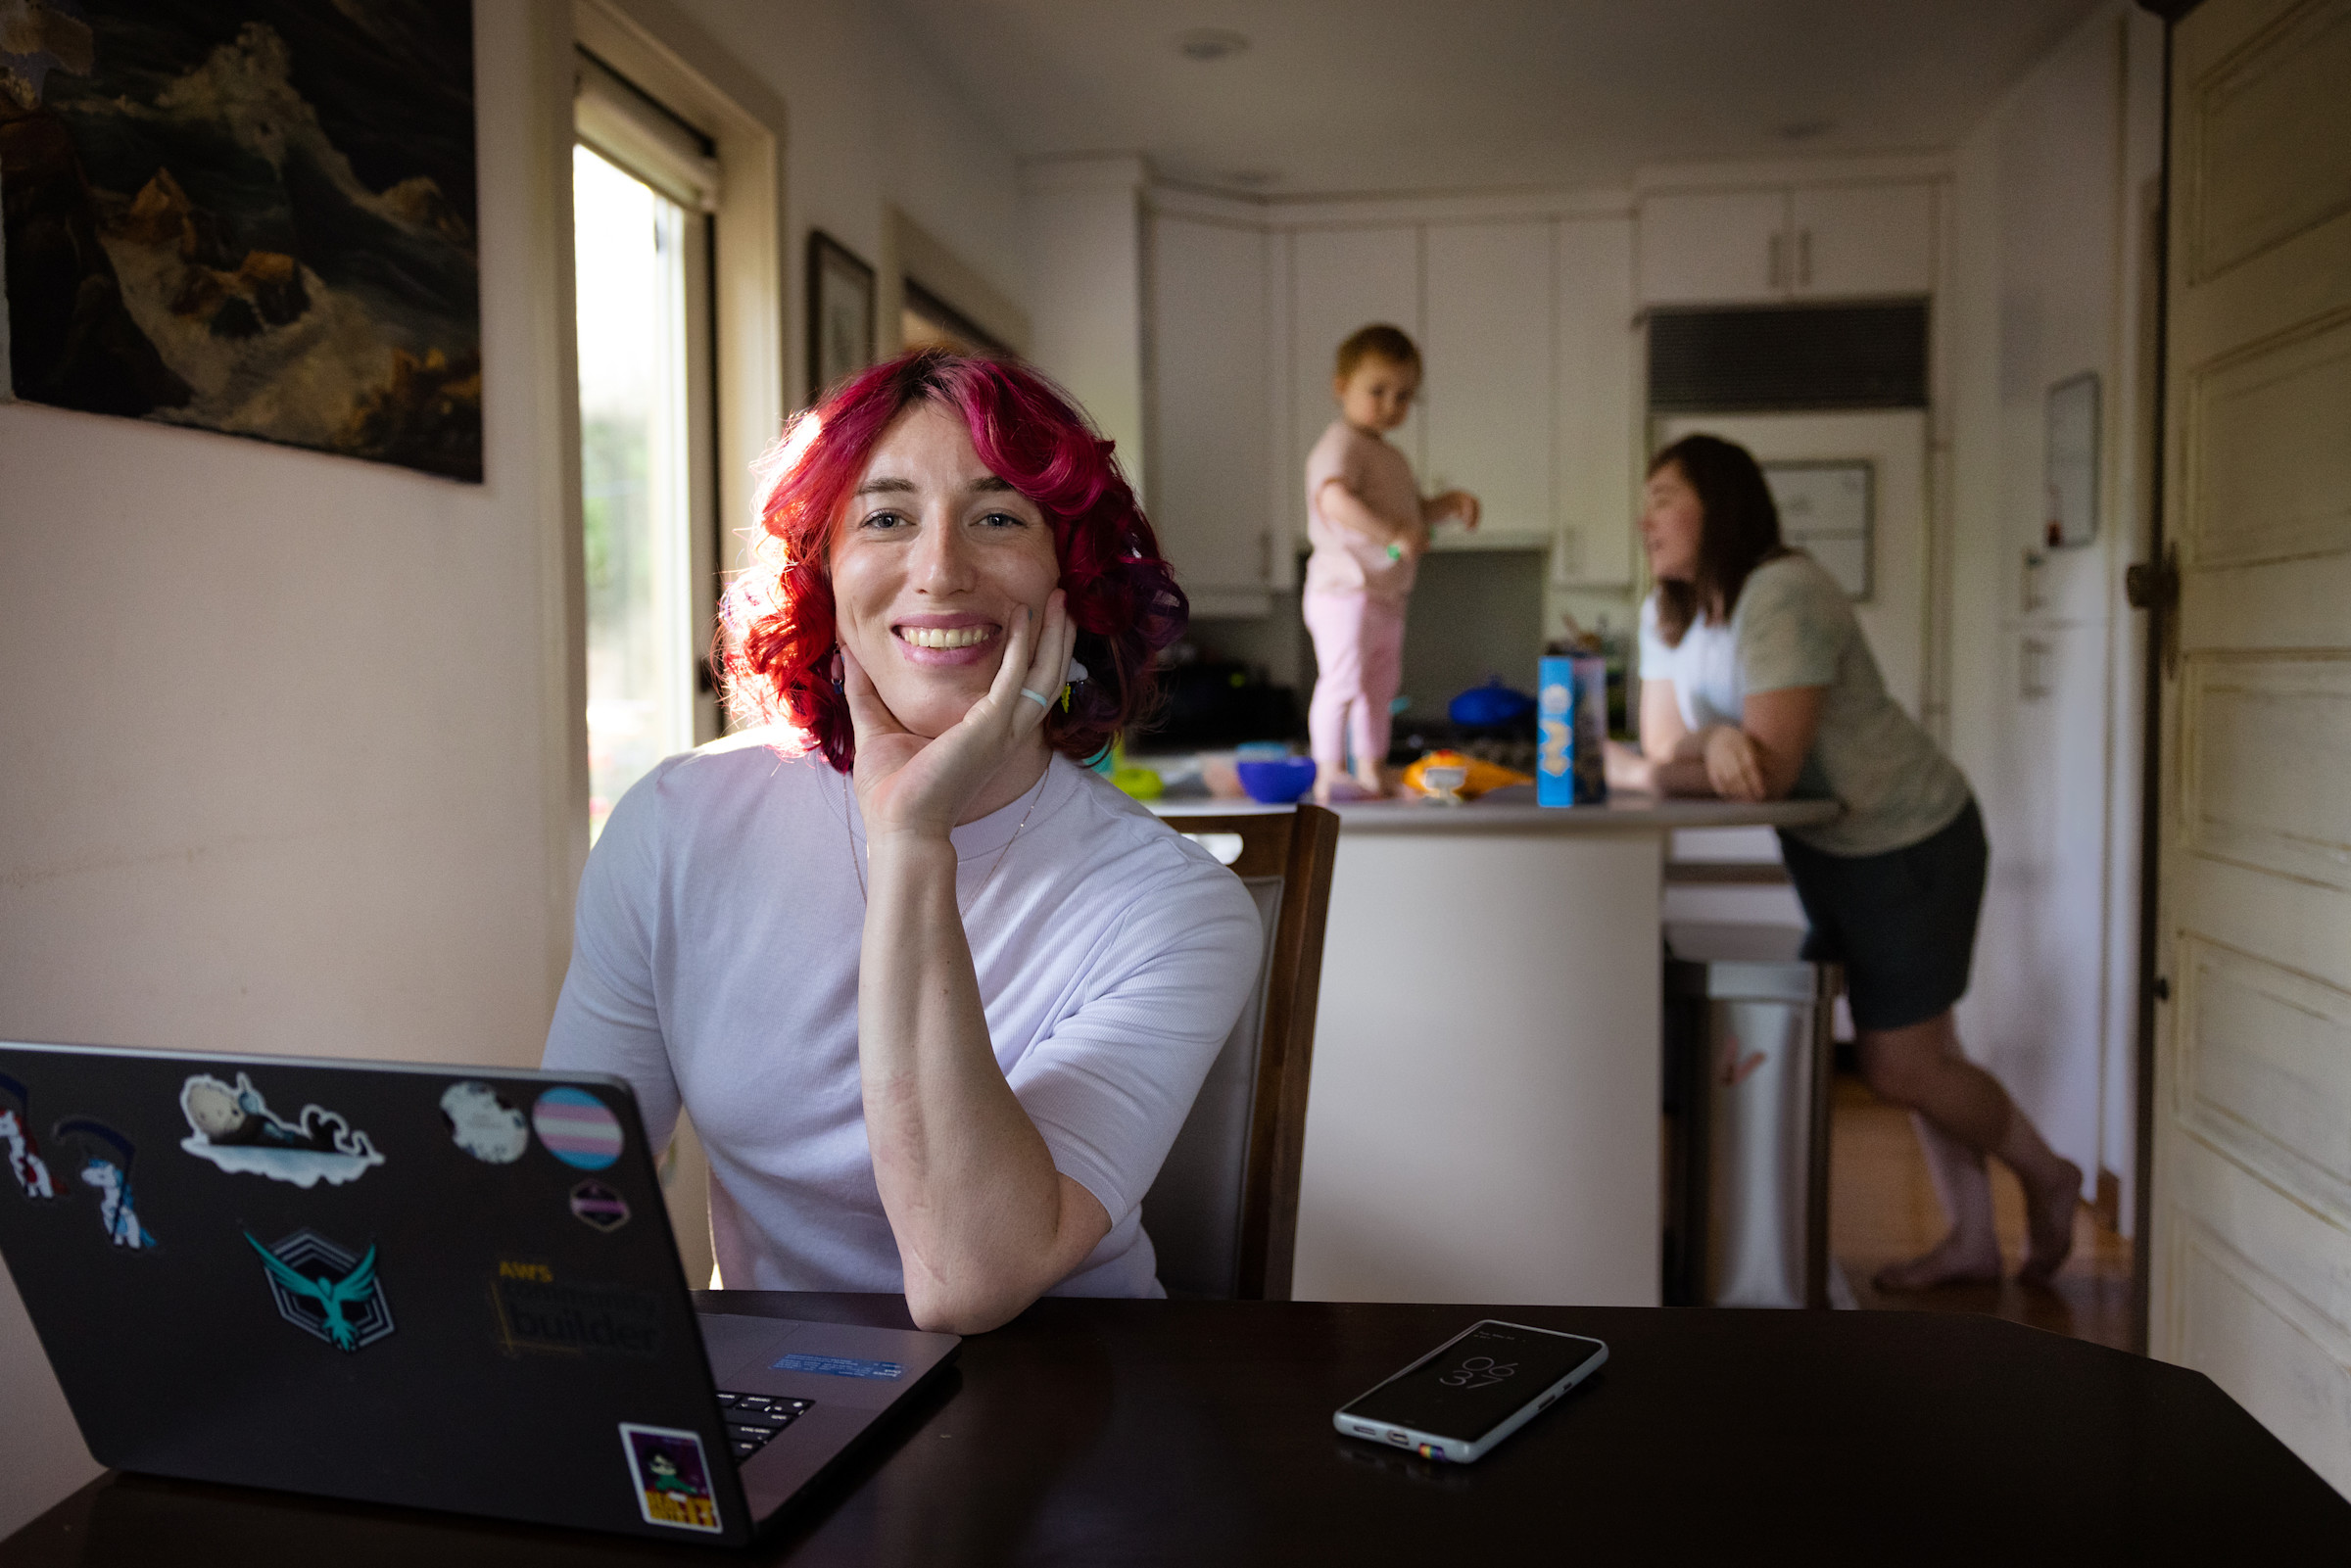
[1342,1322,1605,1442]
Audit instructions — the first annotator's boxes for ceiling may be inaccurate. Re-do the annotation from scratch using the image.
[886,0,2107,197]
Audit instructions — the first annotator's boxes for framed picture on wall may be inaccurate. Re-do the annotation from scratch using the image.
[806,231,875,402]
[1763,460,1874,600]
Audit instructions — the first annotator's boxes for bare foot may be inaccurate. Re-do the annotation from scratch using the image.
[1871,1231,2002,1293]
[2016,1159,2084,1287]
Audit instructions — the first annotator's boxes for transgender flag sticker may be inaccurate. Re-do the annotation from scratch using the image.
[532,1087,624,1170]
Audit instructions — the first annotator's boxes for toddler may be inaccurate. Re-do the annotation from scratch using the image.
[1303,324,1478,798]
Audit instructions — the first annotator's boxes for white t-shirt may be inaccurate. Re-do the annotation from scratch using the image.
[543,731,1264,1298]
[1639,552,1971,857]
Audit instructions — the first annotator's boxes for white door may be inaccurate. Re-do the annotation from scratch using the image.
[1637,189,1789,305]
[2148,0,2351,1497]
[1788,183,1936,300]
[1421,220,1556,546]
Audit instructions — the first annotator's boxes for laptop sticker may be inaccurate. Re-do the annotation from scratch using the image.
[0,1073,57,1200]
[178,1072,386,1188]
[772,1353,904,1380]
[492,1259,662,1357]
[246,1229,396,1352]
[440,1081,529,1164]
[532,1087,623,1171]
[53,1118,156,1249]
[618,1424,721,1534]
[569,1179,631,1232]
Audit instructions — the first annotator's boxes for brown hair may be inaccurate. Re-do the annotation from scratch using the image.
[1648,434,1789,647]
[1334,323,1421,381]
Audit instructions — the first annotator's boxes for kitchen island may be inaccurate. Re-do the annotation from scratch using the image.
[1158,788,1839,1308]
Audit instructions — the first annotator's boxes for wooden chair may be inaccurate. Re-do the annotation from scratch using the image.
[1141,803,1341,1301]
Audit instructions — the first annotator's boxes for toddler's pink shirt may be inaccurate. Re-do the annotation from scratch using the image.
[1304,418,1422,606]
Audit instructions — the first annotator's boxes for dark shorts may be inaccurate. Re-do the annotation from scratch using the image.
[1776,798,1987,1033]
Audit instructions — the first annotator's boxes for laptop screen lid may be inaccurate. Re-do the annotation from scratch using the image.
[0,1041,772,1544]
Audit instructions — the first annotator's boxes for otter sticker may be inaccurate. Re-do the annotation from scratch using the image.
[53,1118,157,1249]
[247,1229,395,1352]
[532,1087,624,1171]
[0,1073,57,1201]
[440,1081,530,1164]
[618,1424,721,1534]
[178,1072,386,1188]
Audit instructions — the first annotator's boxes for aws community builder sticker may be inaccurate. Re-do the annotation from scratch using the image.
[618,1424,721,1533]
[493,1260,662,1357]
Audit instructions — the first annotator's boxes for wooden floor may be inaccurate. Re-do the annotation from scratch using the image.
[1830,1073,2135,1352]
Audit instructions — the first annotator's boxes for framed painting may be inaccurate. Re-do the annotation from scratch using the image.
[0,2,483,481]
[806,229,874,403]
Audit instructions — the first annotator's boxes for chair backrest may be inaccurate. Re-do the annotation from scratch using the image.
[1141,804,1340,1301]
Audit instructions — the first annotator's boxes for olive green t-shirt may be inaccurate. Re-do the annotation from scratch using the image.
[1638,552,1971,857]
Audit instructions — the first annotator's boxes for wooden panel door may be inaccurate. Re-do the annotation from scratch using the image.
[1420,220,1555,546]
[1788,183,1935,300]
[1149,212,1272,608]
[1289,225,1422,488]
[2150,0,2351,1496]
[1636,189,1788,305]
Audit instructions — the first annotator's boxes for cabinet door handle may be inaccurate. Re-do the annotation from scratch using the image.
[1797,228,1812,289]
[1767,231,1785,290]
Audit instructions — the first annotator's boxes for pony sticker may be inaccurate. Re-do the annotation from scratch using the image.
[0,1072,56,1200]
[178,1072,386,1188]
[246,1229,396,1352]
[54,1118,156,1249]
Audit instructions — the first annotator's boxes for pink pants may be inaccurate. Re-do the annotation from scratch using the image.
[1304,591,1407,775]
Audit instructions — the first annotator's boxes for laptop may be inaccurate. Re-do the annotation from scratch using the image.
[0,1041,960,1547]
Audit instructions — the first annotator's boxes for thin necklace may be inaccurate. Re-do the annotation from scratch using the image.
[840,759,1049,916]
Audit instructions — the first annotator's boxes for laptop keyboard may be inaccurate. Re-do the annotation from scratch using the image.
[716,1391,814,1462]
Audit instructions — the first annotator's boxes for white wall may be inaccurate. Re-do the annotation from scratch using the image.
[0,0,1024,1537]
[1020,155,1151,500]
[1943,1,2164,1224]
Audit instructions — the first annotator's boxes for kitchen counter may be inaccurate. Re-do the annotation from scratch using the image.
[1154,788,1840,1307]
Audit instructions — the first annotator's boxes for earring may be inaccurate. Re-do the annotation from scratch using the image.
[828,648,844,692]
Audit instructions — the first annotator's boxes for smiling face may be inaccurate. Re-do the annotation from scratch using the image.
[1333,355,1419,435]
[827,400,1062,738]
[1641,459,1707,585]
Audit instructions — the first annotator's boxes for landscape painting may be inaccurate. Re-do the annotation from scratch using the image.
[0,1,482,481]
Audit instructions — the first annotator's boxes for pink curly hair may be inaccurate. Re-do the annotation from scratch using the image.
[724,350,1186,769]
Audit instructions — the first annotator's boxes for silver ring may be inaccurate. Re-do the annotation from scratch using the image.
[1019,687,1053,710]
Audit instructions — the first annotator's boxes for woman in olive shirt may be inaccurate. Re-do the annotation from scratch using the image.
[1609,435,2081,1291]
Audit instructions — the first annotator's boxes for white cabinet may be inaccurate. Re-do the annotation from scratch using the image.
[1288,224,1422,481]
[1638,190,1790,305]
[1147,213,1274,613]
[1421,221,1554,544]
[1638,182,1934,306]
[1556,216,1638,586]
[1789,184,1934,298]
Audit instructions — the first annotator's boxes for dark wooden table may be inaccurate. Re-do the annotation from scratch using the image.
[6,1294,2344,1564]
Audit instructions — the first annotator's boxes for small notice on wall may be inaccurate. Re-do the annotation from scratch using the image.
[1763,461,1873,600]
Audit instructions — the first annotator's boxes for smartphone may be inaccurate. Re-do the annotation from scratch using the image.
[1332,1319,1607,1463]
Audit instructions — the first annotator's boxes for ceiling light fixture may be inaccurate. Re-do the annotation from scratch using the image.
[1176,27,1249,62]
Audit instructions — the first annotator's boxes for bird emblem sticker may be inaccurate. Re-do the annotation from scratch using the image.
[179,1072,386,1188]
[618,1424,721,1533]
[246,1228,395,1352]
[54,1118,156,1249]
[0,1072,57,1201]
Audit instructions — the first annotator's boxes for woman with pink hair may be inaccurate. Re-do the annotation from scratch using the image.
[545,351,1261,1333]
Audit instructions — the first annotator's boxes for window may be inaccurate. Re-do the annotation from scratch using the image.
[573,53,718,841]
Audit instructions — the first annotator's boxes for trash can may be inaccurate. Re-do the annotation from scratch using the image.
[1661,923,1841,1308]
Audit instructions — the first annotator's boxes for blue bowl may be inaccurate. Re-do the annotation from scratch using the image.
[1236,757,1318,804]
